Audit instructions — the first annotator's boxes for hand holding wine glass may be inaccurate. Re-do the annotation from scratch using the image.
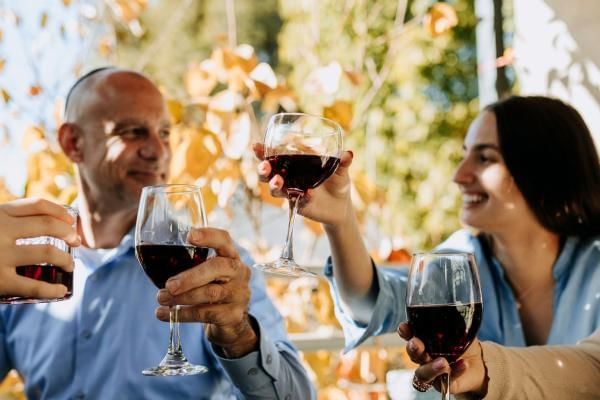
[254,143,355,228]
[253,113,344,277]
[398,322,488,397]
[405,252,483,400]
[155,227,258,358]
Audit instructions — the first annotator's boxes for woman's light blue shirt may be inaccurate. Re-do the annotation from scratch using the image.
[325,230,600,351]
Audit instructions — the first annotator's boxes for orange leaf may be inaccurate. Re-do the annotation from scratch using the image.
[62,0,72,6]
[262,85,297,113]
[29,85,42,97]
[250,63,277,96]
[323,101,353,132]
[1,88,10,104]
[98,37,112,57]
[0,59,5,73]
[169,127,221,181]
[423,3,458,36]
[344,69,363,86]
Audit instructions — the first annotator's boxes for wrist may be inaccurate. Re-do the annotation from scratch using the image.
[219,315,259,359]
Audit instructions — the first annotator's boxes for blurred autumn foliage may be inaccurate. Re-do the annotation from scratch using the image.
[0,0,478,261]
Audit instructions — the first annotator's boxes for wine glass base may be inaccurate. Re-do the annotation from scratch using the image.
[253,259,317,277]
[142,361,208,377]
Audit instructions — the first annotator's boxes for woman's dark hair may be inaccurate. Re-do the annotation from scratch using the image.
[485,96,600,237]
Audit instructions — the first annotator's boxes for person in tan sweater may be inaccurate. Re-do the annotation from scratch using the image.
[400,322,600,399]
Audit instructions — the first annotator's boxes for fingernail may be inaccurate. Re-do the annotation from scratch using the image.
[156,308,169,320]
[166,279,180,294]
[157,290,171,303]
[433,358,446,371]
[408,340,417,352]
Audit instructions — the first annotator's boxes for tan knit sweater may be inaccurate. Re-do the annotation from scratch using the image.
[473,330,600,399]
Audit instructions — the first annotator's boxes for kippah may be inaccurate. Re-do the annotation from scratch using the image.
[64,66,115,117]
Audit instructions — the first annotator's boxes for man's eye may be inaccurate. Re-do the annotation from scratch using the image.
[159,129,170,140]
[119,128,146,138]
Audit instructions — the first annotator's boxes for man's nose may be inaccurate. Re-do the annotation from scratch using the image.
[139,131,170,162]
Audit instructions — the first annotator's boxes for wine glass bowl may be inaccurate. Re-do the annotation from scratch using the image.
[134,184,210,376]
[255,113,343,277]
[405,252,483,399]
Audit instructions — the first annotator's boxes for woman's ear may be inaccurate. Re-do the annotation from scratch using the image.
[58,123,83,163]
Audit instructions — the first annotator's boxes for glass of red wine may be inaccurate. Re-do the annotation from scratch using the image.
[135,184,210,376]
[405,252,483,400]
[254,112,343,277]
[0,205,78,304]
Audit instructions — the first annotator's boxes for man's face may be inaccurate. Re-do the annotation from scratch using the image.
[75,72,171,210]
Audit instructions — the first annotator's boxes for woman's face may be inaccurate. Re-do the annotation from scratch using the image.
[453,111,535,234]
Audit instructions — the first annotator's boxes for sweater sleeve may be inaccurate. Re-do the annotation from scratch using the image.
[480,330,600,400]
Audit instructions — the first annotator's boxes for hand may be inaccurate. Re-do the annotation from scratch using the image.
[252,143,355,229]
[398,322,488,397]
[156,227,257,358]
[0,198,81,299]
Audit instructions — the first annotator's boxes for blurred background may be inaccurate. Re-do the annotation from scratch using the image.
[0,0,598,398]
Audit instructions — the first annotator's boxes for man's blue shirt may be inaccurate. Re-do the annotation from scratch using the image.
[0,231,314,399]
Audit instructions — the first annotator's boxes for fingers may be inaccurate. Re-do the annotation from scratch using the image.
[6,275,69,299]
[414,358,452,385]
[11,244,74,272]
[157,280,239,306]
[188,228,238,259]
[252,143,265,160]
[3,198,76,225]
[8,215,80,246]
[406,337,432,365]
[156,303,247,326]
[397,322,413,340]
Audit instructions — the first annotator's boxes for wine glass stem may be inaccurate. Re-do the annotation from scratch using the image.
[280,193,302,260]
[440,372,451,400]
[168,305,183,357]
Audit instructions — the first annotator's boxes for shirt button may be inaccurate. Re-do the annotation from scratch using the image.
[266,354,272,364]
[81,330,92,339]
[247,368,258,376]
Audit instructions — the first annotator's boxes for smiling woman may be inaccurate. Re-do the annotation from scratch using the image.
[257,95,600,362]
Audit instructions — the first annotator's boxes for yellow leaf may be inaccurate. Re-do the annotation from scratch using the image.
[250,63,277,96]
[0,59,5,73]
[208,90,243,113]
[184,60,217,98]
[423,3,458,36]
[169,127,222,181]
[29,85,42,97]
[261,85,297,113]
[166,99,184,125]
[40,12,48,28]
[323,101,353,132]
[21,126,46,151]
[97,37,112,57]
[1,88,10,104]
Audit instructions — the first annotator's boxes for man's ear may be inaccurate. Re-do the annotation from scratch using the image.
[58,123,83,163]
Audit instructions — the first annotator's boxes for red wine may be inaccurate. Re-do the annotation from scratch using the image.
[135,244,209,289]
[267,154,340,195]
[407,303,482,362]
[0,264,73,304]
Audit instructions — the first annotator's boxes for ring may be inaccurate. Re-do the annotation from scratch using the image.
[412,374,432,392]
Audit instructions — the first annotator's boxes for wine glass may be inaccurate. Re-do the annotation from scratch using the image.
[405,252,483,400]
[134,184,210,376]
[254,112,343,277]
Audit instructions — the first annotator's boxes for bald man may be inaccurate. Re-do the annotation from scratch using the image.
[0,68,314,399]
